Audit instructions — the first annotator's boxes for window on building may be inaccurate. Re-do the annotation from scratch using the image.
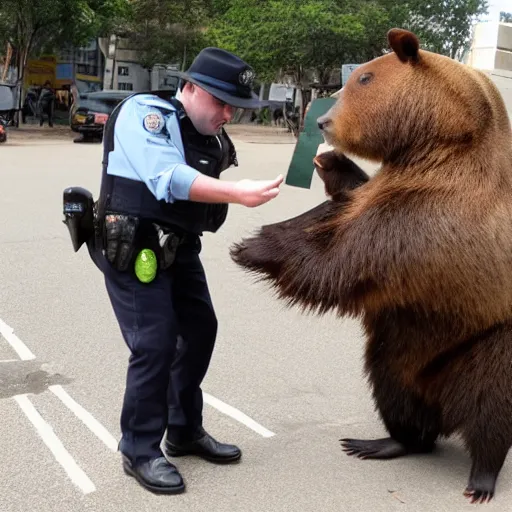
[118,82,133,91]
[118,66,129,76]
[77,63,100,76]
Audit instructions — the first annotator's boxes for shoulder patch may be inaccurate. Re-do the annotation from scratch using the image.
[143,109,165,134]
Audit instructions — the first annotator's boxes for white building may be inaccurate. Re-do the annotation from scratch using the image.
[465,21,512,120]
[465,21,512,71]
[99,36,151,91]
[98,36,179,92]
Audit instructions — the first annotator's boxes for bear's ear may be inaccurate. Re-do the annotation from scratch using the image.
[387,28,420,64]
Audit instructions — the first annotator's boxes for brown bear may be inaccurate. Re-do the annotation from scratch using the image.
[229,28,512,504]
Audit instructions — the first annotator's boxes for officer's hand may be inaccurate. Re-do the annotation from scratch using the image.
[234,175,284,207]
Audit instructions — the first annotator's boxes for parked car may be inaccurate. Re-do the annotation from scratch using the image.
[70,90,133,142]
[0,116,7,143]
[0,82,18,127]
[0,82,18,143]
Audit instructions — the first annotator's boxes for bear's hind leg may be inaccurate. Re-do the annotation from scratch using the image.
[462,429,510,503]
[447,325,512,503]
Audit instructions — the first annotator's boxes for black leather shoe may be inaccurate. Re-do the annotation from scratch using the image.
[122,455,185,494]
[165,427,242,464]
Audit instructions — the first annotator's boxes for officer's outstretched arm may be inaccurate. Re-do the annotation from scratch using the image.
[189,174,283,208]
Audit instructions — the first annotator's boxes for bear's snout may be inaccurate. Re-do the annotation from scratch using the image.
[317,114,331,131]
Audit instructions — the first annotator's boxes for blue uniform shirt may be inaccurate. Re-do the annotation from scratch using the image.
[106,93,201,203]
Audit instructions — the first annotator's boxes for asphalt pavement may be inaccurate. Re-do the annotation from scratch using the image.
[0,130,510,512]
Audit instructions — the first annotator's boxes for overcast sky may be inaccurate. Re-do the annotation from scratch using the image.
[485,0,511,20]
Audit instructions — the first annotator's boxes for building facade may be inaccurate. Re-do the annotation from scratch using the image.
[99,36,180,93]
[465,21,512,72]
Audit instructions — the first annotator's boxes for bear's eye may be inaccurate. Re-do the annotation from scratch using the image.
[359,73,374,85]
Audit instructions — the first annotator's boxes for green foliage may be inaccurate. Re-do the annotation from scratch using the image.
[0,0,129,58]
[206,0,368,85]
[400,0,489,60]
[205,0,489,85]
[0,0,128,123]
[0,0,491,98]
[350,0,489,61]
[121,0,211,69]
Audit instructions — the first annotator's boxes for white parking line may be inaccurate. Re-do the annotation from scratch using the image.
[0,359,18,363]
[49,385,119,452]
[0,318,35,360]
[14,394,96,494]
[203,392,275,438]
[2,315,275,495]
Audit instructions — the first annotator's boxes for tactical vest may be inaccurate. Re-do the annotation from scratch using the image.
[97,91,238,236]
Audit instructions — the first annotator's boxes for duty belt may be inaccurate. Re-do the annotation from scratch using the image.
[101,212,199,273]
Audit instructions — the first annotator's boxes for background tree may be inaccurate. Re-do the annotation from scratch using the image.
[0,0,129,121]
[387,0,489,61]
[122,0,210,70]
[0,0,492,130]
[350,0,489,61]
[500,11,512,22]
[205,0,488,131]
[206,0,369,126]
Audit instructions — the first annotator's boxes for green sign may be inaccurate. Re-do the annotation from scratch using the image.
[285,97,337,189]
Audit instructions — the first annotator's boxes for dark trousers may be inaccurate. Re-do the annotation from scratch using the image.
[39,102,54,127]
[97,237,218,463]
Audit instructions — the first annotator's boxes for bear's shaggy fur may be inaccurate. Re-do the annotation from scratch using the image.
[230,29,512,503]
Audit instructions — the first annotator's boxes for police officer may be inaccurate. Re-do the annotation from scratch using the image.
[89,48,282,494]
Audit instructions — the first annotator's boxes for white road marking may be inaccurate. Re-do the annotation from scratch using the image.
[0,318,35,360]
[2,316,274,494]
[49,385,118,452]
[0,359,18,363]
[203,392,276,438]
[13,394,96,494]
